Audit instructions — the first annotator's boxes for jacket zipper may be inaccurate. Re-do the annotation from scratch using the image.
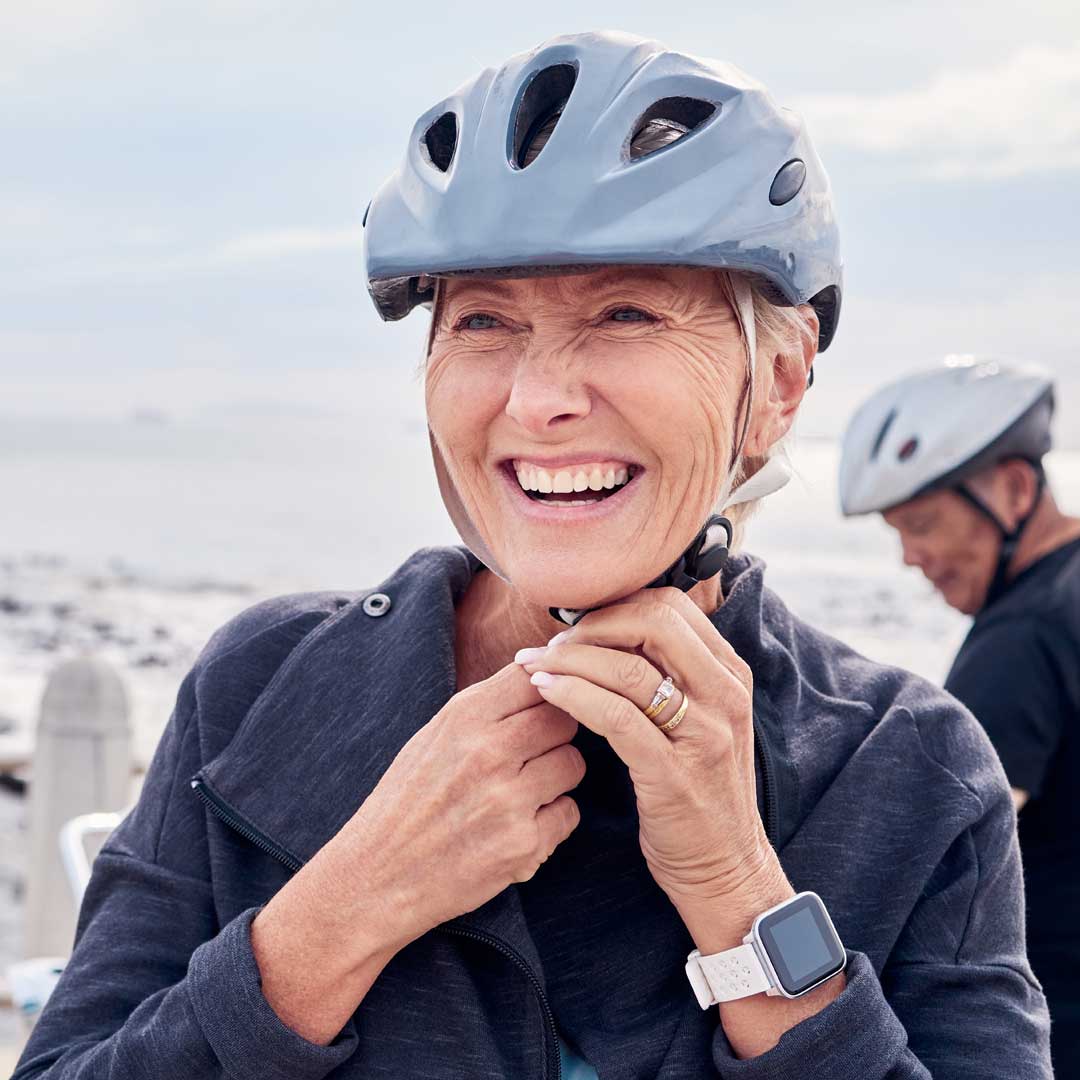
[190,775,303,872]
[752,718,780,849]
[189,773,561,1080]
[438,923,562,1080]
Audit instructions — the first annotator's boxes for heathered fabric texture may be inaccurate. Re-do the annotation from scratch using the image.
[14,546,1052,1079]
[945,534,1080,1076]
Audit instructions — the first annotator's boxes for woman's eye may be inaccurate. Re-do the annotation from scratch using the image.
[607,307,654,323]
[459,313,501,330]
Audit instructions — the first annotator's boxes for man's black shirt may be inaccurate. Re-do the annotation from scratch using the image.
[946,535,1080,1070]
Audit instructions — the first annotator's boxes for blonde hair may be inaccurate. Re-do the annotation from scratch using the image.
[720,271,817,549]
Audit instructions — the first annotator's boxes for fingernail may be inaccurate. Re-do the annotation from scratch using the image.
[530,671,557,688]
[547,630,570,647]
[514,646,547,665]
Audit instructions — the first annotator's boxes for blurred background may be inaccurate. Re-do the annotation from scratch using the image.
[1,0,1078,1062]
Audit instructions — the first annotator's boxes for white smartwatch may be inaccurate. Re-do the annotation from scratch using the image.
[685,891,846,1007]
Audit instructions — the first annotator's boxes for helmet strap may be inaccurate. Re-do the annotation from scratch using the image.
[549,516,732,626]
[955,460,1046,611]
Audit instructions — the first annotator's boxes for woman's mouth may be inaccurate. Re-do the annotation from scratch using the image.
[498,459,644,522]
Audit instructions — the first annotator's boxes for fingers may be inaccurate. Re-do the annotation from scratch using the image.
[533,794,580,860]
[460,660,547,721]
[501,705,579,763]
[557,599,748,697]
[519,743,586,808]
[610,587,753,690]
[521,642,668,717]
[529,672,672,770]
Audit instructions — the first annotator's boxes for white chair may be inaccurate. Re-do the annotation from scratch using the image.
[6,811,123,1026]
[59,812,123,908]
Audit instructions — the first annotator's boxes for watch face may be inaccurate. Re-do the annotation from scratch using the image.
[755,892,846,997]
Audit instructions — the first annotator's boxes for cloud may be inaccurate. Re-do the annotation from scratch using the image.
[0,1,140,67]
[0,0,314,73]
[801,41,1080,179]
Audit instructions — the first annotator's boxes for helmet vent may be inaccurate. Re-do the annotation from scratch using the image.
[628,97,717,161]
[421,112,459,173]
[513,63,578,169]
[898,437,919,463]
[870,408,898,461]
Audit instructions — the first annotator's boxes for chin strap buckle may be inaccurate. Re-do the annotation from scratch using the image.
[548,515,733,626]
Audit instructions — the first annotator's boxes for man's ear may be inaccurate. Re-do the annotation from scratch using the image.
[1000,458,1042,526]
[743,306,819,457]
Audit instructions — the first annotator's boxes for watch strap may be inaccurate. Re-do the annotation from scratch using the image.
[685,942,773,1008]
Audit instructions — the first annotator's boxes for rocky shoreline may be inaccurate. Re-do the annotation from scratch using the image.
[0,549,280,1040]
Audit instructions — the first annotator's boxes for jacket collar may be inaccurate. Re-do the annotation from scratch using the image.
[196,544,547,962]
[195,544,785,956]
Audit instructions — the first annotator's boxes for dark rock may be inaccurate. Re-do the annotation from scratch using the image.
[133,652,169,668]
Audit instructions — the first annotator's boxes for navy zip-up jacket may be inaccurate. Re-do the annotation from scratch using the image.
[13,546,1052,1078]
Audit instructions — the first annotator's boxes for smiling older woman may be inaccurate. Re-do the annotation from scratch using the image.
[15,31,1052,1080]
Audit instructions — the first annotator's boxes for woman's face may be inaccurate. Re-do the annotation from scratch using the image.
[425,265,758,611]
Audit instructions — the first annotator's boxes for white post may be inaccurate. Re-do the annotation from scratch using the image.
[23,656,131,959]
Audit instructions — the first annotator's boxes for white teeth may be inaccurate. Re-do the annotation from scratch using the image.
[512,460,636,493]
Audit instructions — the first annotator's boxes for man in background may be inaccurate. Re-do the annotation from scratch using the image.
[839,356,1080,1074]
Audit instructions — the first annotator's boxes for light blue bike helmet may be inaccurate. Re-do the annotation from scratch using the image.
[363,29,842,350]
[362,30,842,623]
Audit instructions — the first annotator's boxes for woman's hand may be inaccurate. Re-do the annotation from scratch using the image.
[515,586,792,945]
[251,664,583,1044]
[330,663,584,947]
[513,586,848,1058]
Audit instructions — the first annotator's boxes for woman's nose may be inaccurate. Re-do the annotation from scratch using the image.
[504,348,593,435]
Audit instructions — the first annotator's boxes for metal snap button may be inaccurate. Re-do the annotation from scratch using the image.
[362,592,392,617]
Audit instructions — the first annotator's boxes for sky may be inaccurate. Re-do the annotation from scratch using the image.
[2,1,1078,444]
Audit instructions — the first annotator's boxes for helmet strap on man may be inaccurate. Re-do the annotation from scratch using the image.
[954,458,1047,611]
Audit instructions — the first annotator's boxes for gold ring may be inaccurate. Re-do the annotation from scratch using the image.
[643,675,675,720]
[656,691,689,734]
